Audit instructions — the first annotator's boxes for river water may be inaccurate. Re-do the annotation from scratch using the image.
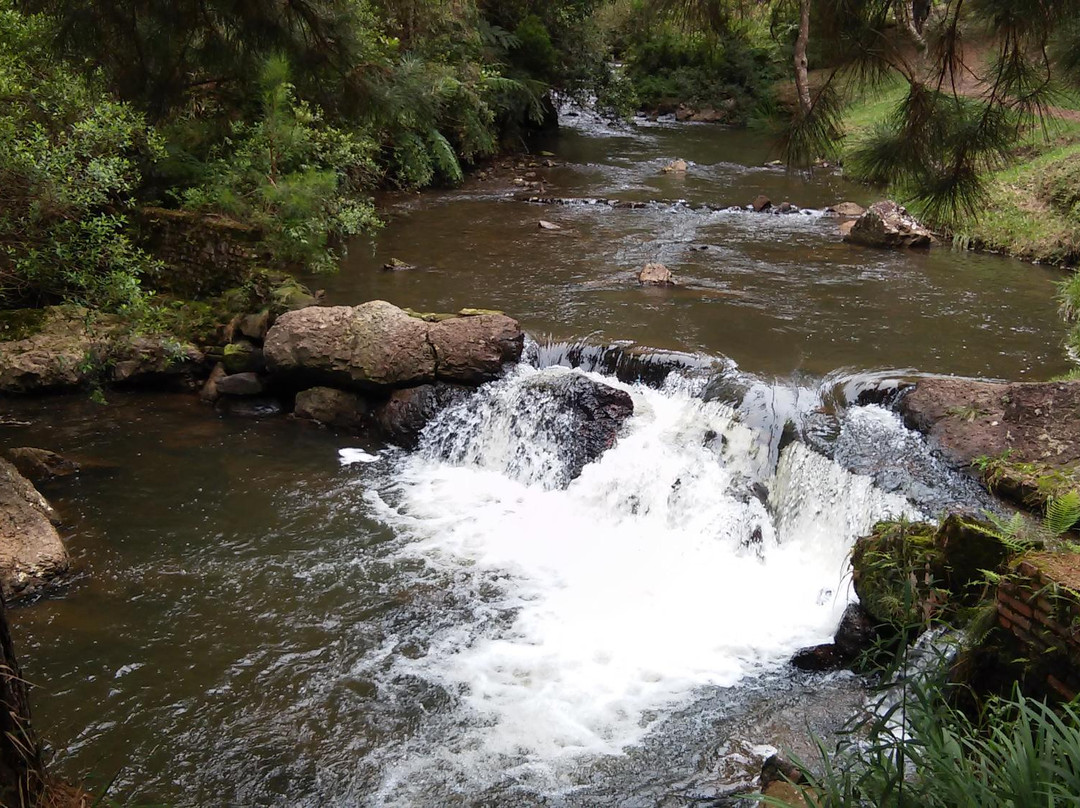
[5,112,1072,806]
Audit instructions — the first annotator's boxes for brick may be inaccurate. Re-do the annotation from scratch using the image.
[999,591,1035,618]
[998,603,1033,632]
[1047,674,1078,702]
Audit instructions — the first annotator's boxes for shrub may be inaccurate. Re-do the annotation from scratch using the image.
[178,57,381,273]
[0,3,161,312]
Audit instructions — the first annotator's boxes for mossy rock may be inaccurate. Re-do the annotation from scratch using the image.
[852,520,944,630]
[223,341,263,374]
[403,308,458,323]
[852,515,1018,631]
[0,308,49,342]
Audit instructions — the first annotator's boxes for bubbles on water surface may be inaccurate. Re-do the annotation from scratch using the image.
[352,362,937,803]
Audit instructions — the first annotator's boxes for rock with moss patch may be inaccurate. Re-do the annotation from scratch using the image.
[110,336,204,385]
[222,340,265,375]
[0,308,95,392]
[851,514,1016,631]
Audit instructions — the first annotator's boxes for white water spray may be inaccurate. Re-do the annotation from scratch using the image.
[365,365,918,793]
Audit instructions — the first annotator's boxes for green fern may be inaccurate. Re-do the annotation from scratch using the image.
[1045,490,1080,537]
[427,129,463,184]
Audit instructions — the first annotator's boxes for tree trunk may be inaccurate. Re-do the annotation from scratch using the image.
[897,0,926,45]
[0,592,44,808]
[793,0,812,116]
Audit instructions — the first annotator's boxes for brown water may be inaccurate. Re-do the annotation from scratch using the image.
[325,118,1070,380]
[5,114,1074,808]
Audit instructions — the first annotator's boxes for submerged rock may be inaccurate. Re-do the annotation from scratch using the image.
[294,386,369,431]
[534,373,635,481]
[5,448,80,482]
[828,201,866,217]
[214,396,284,419]
[845,200,933,249]
[382,258,415,272]
[638,263,674,286]
[663,159,689,173]
[264,301,523,391]
[0,458,68,599]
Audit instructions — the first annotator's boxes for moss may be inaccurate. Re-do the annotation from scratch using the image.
[0,308,48,342]
[403,309,458,322]
[974,452,1080,511]
[851,519,944,630]
[852,515,1018,632]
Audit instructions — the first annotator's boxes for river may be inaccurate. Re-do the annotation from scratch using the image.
[4,111,1071,806]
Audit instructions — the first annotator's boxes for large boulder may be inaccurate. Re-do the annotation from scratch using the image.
[264,301,523,391]
[845,200,933,249]
[265,302,436,389]
[0,459,68,599]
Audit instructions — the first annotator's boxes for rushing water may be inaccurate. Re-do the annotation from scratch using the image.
[5,111,1072,806]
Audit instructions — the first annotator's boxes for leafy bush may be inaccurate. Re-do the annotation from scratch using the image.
[0,3,161,311]
[608,4,781,118]
[178,57,381,272]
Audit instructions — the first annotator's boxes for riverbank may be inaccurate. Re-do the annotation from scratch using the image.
[839,77,1080,268]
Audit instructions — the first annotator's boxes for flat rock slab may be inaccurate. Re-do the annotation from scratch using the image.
[901,378,1080,467]
[901,378,1080,505]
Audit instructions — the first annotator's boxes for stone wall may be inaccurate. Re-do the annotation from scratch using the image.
[997,553,1080,700]
[135,207,271,298]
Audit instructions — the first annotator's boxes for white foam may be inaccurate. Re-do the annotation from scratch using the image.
[339,448,381,465]
[362,367,917,780]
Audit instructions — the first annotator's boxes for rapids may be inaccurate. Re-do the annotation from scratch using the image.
[5,106,1067,806]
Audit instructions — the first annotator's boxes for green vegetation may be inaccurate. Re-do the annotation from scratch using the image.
[601,1,782,119]
[0,0,610,314]
[771,681,1080,808]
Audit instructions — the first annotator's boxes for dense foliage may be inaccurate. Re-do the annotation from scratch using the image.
[0,0,611,311]
[600,0,781,119]
[0,5,162,311]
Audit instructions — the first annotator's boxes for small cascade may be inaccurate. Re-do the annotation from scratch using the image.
[363,360,937,801]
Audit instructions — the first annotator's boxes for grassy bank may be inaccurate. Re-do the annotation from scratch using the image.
[839,76,1080,267]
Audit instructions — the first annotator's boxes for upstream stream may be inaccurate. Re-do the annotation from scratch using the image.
[4,111,1074,807]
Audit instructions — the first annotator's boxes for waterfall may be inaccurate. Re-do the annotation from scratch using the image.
[360,361,923,800]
